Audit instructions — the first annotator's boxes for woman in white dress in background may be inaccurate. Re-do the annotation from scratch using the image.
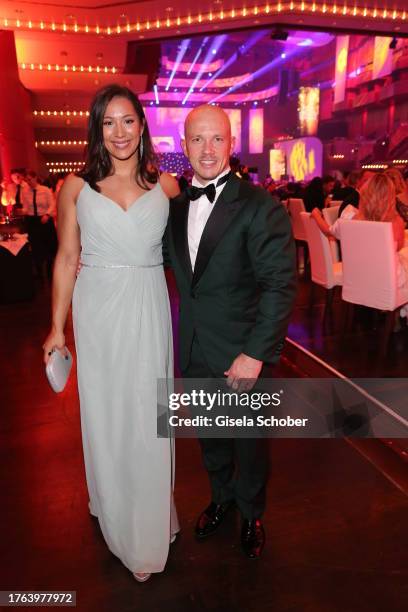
[43,84,180,582]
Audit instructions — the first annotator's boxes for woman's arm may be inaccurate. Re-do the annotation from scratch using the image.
[311,207,334,237]
[43,175,82,363]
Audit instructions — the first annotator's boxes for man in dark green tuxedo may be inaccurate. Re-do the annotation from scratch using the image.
[164,105,296,558]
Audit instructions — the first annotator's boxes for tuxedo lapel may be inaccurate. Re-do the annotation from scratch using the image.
[192,174,246,287]
[170,192,193,283]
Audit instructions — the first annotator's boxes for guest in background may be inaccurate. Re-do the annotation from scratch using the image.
[303,175,335,212]
[332,170,359,202]
[276,181,303,201]
[1,168,26,215]
[338,170,374,217]
[21,170,57,279]
[266,178,277,196]
[51,172,69,199]
[263,174,273,189]
[229,155,241,176]
[385,168,408,226]
[311,174,408,287]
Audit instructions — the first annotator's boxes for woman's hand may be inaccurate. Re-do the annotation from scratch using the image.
[43,328,66,364]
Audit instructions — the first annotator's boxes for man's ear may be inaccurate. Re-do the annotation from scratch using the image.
[230,136,236,153]
[181,138,187,157]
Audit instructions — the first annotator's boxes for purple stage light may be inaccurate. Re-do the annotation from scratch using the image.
[154,84,159,105]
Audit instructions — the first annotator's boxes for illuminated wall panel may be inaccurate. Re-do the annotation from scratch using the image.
[269,150,286,181]
[298,87,320,136]
[249,108,264,154]
[373,37,394,79]
[334,36,349,105]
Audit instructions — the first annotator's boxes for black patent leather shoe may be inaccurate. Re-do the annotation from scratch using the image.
[195,501,232,539]
[241,519,265,559]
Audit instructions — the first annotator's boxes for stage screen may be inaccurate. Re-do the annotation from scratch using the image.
[274,137,323,182]
[144,107,242,153]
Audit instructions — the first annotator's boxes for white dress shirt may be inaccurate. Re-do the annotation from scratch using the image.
[21,184,56,217]
[188,167,230,270]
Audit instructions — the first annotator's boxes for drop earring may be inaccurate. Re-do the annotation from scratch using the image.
[139,138,144,158]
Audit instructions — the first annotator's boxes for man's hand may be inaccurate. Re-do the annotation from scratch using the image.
[224,353,263,392]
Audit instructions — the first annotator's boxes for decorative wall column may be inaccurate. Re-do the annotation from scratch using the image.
[0,30,37,178]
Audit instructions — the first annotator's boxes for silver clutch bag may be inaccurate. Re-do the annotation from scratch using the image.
[45,347,73,393]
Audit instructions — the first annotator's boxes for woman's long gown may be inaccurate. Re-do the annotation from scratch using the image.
[72,181,179,574]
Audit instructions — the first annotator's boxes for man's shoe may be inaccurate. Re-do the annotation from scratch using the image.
[241,519,265,559]
[195,501,232,539]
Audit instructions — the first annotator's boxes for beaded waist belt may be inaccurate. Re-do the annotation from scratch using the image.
[81,262,163,269]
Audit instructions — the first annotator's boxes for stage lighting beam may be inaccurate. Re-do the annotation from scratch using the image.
[210,47,302,104]
[199,30,266,93]
[182,34,227,105]
[165,38,190,91]
[187,37,209,76]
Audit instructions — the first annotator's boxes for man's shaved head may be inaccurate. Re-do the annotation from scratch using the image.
[182,105,235,185]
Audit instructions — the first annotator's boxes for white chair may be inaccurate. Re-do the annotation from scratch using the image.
[288,199,307,241]
[322,205,341,227]
[339,219,408,347]
[322,205,341,263]
[288,198,307,273]
[301,212,343,289]
[301,212,343,318]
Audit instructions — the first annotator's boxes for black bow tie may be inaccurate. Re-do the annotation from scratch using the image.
[186,172,231,203]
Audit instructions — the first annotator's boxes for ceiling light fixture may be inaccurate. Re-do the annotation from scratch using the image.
[20,62,117,74]
[2,4,407,37]
[270,28,289,41]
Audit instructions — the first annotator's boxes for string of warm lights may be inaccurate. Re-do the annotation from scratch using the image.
[35,140,87,147]
[392,159,408,164]
[34,111,89,117]
[46,162,84,166]
[3,3,407,36]
[331,154,345,159]
[21,63,117,74]
[361,163,389,169]
[48,167,80,173]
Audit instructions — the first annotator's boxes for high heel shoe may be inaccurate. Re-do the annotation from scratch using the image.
[133,572,152,583]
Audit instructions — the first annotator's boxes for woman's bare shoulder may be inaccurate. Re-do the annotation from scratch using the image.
[58,174,85,203]
[159,172,180,199]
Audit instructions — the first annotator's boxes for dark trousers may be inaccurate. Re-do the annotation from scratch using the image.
[182,335,268,520]
[25,216,58,279]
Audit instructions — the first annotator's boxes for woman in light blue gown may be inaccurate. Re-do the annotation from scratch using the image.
[43,85,180,582]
